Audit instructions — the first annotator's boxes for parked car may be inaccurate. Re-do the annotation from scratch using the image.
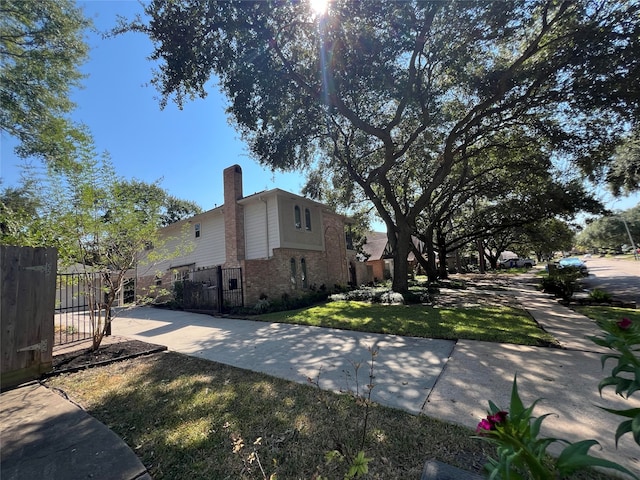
[556,257,589,275]
[498,258,536,268]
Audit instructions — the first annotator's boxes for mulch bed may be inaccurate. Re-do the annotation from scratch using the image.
[51,336,167,374]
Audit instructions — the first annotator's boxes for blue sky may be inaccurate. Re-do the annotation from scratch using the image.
[1,0,637,225]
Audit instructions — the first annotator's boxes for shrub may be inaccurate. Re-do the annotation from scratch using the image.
[329,287,405,304]
[589,288,612,303]
[540,269,582,300]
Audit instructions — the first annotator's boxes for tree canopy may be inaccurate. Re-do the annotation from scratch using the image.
[1,0,92,170]
[0,149,200,349]
[606,126,640,197]
[578,206,640,252]
[123,0,640,291]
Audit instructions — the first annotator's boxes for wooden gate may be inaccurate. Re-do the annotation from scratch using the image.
[1,246,57,389]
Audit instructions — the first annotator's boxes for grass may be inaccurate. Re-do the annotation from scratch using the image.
[256,301,558,347]
[572,305,640,324]
[44,352,614,480]
[45,352,491,479]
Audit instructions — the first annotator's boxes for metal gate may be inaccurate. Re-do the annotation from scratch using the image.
[54,272,99,346]
[180,266,243,314]
[54,272,134,346]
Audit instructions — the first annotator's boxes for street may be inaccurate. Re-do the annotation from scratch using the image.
[579,256,640,306]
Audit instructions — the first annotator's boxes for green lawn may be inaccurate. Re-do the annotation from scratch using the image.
[572,305,640,323]
[256,301,558,347]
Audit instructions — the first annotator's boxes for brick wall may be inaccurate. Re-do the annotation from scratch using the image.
[242,211,352,306]
[136,270,175,303]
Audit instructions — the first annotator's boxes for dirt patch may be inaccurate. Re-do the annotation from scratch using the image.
[52,335,166,374]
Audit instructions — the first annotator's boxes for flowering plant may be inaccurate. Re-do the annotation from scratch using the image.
[475,374,638,479]
[589,316,640,447]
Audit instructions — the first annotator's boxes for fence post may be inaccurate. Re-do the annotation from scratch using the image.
[216,265,224,314]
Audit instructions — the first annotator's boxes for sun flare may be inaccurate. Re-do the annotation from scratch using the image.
[309,0,329,16]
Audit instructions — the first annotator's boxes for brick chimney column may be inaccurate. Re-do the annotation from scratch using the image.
[223,165,245,267]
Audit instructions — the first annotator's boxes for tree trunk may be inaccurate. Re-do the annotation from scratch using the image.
[390,227,411,294]
[477,239,486,273]
[437,229,448,279]
[424,228,438,282]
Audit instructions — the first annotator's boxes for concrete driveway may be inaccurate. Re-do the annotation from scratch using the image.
[113,308,456,415]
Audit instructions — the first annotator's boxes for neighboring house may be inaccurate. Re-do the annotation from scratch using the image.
[361,231,392,281]
[361,232,425,281]
[137,165,358,307]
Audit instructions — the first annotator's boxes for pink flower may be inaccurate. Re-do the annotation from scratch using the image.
[617,318,633,330]
[477,411,509,434]
[490,411,509,425]
[476,419,493,433]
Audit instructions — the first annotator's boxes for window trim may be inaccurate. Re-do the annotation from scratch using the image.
[304,208,312,231]
[301,257,308,288]
[294,205,302,230]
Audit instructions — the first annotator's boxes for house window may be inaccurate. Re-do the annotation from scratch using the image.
[290,258,297,287]
[305,208,312,231]
[301,257,308,288]
[172,268,190,282]
[345,226,354,250]
[195,223,201,238]
[155,274,162,286]
[294,206,302,229]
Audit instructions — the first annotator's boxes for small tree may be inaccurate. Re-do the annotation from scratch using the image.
[43,153,165,349]
[6,146,194,351]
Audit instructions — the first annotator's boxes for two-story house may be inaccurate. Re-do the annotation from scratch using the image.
[137,165,361,308]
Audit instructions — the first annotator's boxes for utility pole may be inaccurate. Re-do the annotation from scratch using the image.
[619,215,638,260]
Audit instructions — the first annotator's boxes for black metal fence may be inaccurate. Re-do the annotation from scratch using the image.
[55,272,98,346]
[54,272,135,346]
[178,266,243,314]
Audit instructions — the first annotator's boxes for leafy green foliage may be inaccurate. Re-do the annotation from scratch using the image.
[589,317,640,447]
[589,288,613,303]
[161,195,203,226]
[520,218,576,263]
[476,375,638,480]
[1,0,91,170]
[578,205,640,253]
[540,268,582,300]
[0,178,42,245]
[607,126,640,196]
[2,147,196,350]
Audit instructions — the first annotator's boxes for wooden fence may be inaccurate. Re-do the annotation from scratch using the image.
[1,246,57,389]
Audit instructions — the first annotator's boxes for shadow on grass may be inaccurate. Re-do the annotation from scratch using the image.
[258,303,558,347]
[48,352,493,479]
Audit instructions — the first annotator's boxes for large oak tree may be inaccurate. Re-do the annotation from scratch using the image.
[122,0,639,292]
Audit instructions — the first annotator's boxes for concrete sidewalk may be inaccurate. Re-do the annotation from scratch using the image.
[424,277,640,474]
[0,382,150,480]
[112,307,456,414]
